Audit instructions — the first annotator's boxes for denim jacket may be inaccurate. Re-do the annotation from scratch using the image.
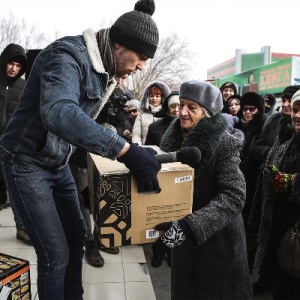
[0,29,125,171]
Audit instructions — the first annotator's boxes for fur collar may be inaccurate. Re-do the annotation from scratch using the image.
[83,28,105,74]
[83,28,117,119]
[160,114,227,173]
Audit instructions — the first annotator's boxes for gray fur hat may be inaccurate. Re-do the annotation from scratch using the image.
[109,0,159,58]
[179,80,223,116]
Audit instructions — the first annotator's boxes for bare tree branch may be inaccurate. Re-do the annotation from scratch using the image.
[0,11,47,52]
[122,32,195,99]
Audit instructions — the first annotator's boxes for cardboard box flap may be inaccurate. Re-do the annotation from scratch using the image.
[89,145,192,175]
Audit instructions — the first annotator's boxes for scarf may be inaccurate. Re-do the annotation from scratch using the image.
[97,29,117,80]
[149,104,162,115]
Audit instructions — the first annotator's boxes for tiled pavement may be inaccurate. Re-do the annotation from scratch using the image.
[1,205,273,300]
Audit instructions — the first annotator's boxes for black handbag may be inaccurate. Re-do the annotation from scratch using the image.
[277,216,300,279]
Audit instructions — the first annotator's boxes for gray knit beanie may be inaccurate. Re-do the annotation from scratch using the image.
[179,80,223,116]
[126,99,140,110]
[109,0,159,58]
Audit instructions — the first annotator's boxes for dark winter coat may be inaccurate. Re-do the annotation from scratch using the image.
[160,115,253,300]
[145,90,179,146]
[145,114,177,146]
[235,111,267,224]
[0,43,27,133]
[251,112,290,167]
[253,124,300,278]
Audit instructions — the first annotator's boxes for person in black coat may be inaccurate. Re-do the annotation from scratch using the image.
[251,85,300,169]
[220,81,238,113]
[235,92,267,226]
[145,91,179,146]
[249,90,300,298]
[234,92,267,273]
[0,43,31,245]
[263,93,276,116]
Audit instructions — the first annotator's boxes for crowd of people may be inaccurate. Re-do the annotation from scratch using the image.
[219,81,300,299]
[0,0,299,299]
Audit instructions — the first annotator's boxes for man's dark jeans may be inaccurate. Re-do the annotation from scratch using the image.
[1,157,87,300]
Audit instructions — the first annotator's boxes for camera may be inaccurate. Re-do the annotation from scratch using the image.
[106,93,128,124]
[108,93,127,109]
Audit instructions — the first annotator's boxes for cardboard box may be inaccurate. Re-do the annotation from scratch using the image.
[87,148,194,247]
[0,253,31,300]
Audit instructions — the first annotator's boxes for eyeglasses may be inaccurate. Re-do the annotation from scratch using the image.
[128,109,138,114]
[242,106,257,113]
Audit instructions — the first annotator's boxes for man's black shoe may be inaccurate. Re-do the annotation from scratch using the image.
[93,228,119,254]
[100,247,119,255]
[85,239,104,267]
[16,229,32,245]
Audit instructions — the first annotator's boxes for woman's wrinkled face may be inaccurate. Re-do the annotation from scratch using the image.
[179,98,206,130]
[291,101,300,133]
[228,99,240,116]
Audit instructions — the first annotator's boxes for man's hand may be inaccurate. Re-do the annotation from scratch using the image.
[117,143,161,194]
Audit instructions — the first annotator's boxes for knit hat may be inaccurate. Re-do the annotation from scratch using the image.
[126,99,140,110]
[179,80,223,116]
[282,85,300,95]
[167,94,180,108]
[220,82,237,95]
[291,90,300,107]
[241,92,264,111]
[109,0,159,58]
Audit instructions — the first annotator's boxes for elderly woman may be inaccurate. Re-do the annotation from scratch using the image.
[249,90,300,298]
[151,80,252,299]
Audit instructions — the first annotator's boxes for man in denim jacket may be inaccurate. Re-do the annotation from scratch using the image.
[0,1,160,299]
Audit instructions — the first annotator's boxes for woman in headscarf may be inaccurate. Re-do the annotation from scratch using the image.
[249,90,300,298]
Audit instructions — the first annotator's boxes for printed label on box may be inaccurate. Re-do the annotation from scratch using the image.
[146,229,160,239]
[175,175,192,183]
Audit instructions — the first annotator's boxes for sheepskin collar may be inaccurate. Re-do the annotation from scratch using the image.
[83,28,105,74]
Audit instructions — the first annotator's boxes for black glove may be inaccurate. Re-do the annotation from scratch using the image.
[117,143,161,194]
[151,220,192,268]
